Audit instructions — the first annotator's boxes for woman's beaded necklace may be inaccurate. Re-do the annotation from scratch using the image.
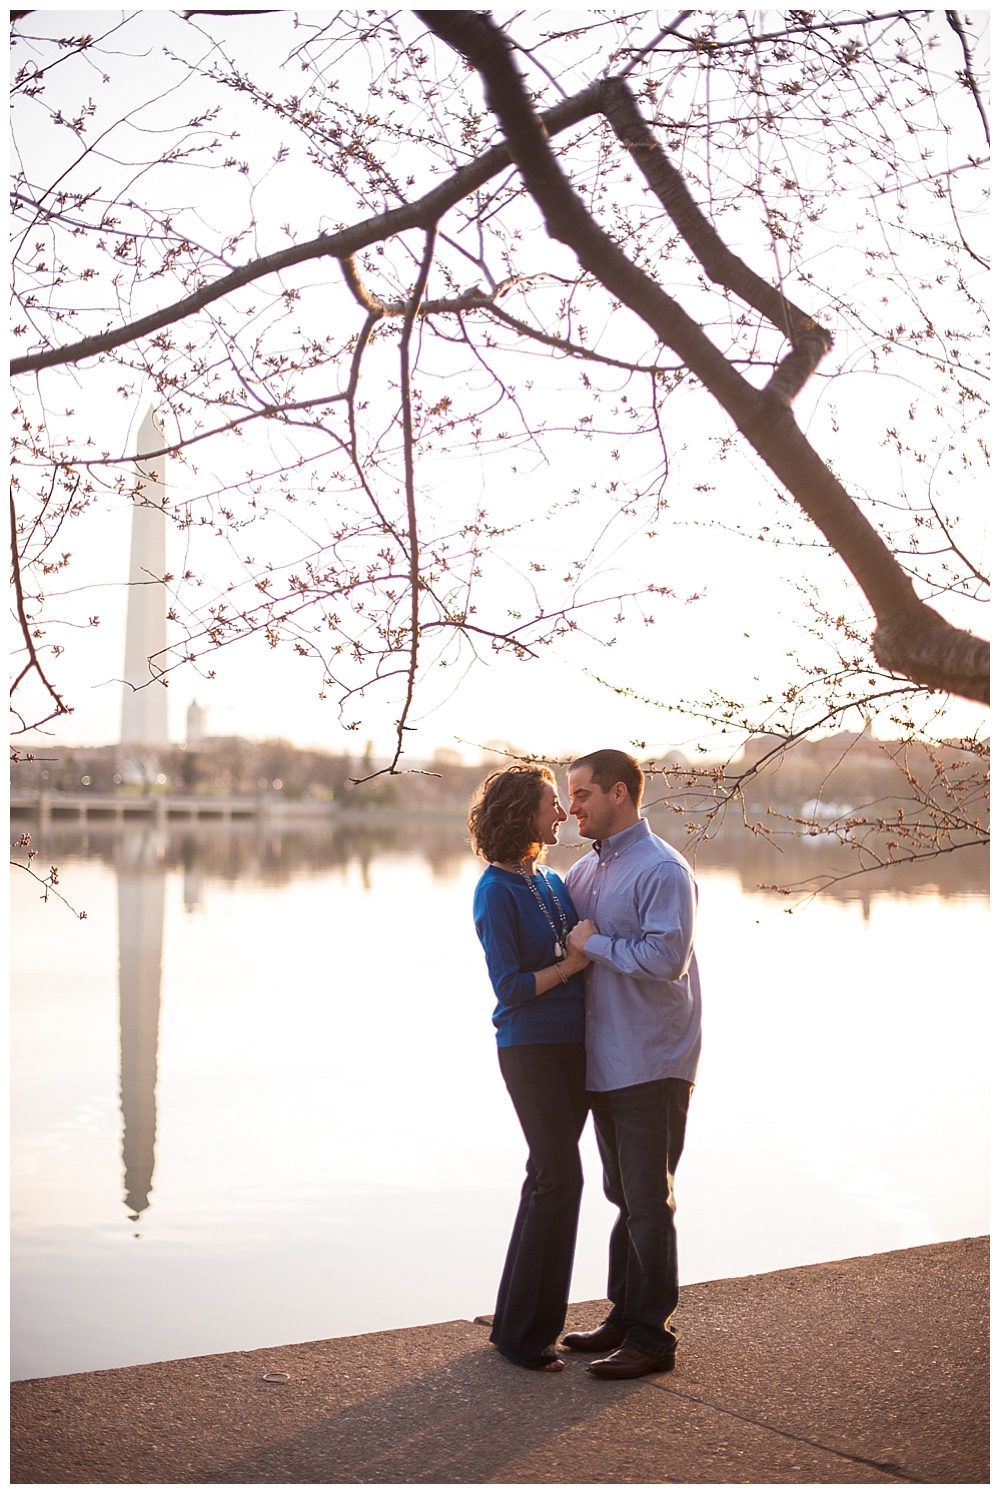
[516,864,570,961]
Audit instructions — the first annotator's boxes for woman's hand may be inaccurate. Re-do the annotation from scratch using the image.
[533,939,591,996]
[560,943,591,975]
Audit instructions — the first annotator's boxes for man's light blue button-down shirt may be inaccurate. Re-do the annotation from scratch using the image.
[564,817,702,1092]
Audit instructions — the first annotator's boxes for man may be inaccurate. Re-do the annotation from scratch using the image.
[562,748,701,1380]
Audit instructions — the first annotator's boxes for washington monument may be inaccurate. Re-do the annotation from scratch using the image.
[120,406,170,746]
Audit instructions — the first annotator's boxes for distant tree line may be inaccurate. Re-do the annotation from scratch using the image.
[12,729,986,822]
[11,725,986,902]
[8,737,497,808]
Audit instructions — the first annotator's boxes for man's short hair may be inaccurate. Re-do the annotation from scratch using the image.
[569,749,644,808]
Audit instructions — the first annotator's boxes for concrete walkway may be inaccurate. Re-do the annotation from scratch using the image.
[11,1238,987,1484]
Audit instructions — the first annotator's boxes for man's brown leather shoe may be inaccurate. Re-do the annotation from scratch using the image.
[560,1322,626,1353]
[587,1344,675,1379]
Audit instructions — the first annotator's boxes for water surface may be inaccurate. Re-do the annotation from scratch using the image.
[11,818,988,1380]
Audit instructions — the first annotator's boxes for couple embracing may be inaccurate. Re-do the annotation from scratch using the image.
[469,749,702,1380]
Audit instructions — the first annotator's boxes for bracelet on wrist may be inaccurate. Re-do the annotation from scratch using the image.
[556,961,568,985]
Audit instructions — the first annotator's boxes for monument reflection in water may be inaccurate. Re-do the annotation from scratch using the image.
[117,835,165,1222]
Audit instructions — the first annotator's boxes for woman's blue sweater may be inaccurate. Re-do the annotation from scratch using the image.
[473,864,585,1046]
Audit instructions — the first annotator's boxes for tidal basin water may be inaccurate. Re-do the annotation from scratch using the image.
[11,816,988,1381]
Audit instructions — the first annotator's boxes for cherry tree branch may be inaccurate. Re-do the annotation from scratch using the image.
[418,9,989,706]
[10,87,605,377]
[9,490,74,731]
[11,835,87,919]
[947,9,990,146]
[389,227,437,775]
[596,76,833,404]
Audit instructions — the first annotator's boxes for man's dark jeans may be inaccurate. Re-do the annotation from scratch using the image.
[492,1042,589,1367]
[590,1076,693,1359]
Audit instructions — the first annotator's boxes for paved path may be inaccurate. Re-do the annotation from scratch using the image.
[11,1238,987,1484]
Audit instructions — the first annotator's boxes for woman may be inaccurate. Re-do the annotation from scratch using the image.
[469,763,590,1372]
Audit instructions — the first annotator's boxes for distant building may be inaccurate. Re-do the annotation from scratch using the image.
[120,406,170,747]
[186,699,206,746]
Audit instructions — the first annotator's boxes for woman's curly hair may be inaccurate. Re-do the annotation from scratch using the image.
[468,763,556,866]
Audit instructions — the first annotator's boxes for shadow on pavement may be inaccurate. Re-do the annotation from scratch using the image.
[209,1344,645,1483]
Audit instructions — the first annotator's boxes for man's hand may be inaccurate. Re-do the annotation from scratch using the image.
[568,919,598,955]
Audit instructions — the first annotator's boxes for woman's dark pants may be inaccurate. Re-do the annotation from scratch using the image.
[492,1042,589,1368]
[590,1076,693,1359]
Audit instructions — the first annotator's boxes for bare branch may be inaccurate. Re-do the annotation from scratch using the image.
[9,490,73,730]
[615,12,694,80]
[947,10,990,146]
[597,77,832,404]
[390,227,437,775]
[419,9,989,706]
[10,836,87,919]
[11,87,605,377]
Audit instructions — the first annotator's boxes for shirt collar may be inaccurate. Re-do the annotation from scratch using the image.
[594,817,650,863]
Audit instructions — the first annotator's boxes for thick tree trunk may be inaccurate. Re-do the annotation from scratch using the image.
[419,9,989,707]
